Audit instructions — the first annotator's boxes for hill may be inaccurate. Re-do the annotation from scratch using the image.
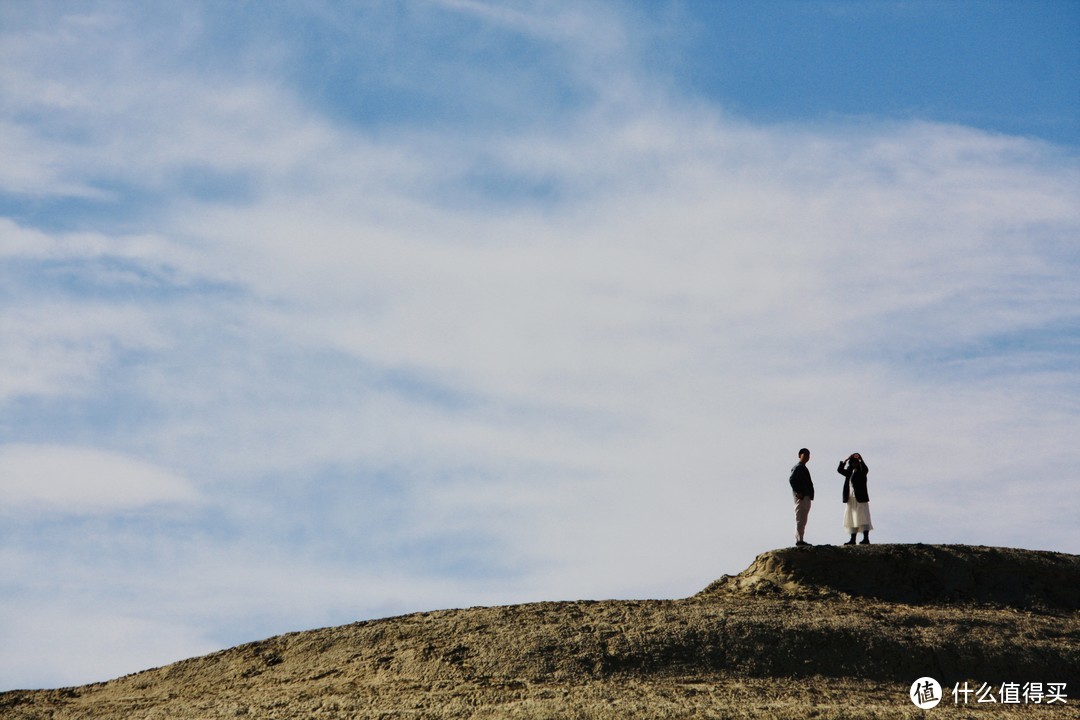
[2,544,1077,719]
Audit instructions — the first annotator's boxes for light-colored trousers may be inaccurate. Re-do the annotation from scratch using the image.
[794,494,812,543]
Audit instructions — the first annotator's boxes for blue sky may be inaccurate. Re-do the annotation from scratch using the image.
[1,0,1078,690]
[679,1,1080,142]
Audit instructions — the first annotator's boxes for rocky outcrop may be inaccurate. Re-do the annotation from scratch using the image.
[698,544,1080,610]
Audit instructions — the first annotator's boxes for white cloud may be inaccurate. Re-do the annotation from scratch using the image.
[0,603,215,690]
[0,0,1077,691]
[0,445,200,514]
[0,299,171,403]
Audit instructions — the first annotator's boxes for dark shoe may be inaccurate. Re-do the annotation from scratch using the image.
[844,539,856,545]
[860,538,870,545]
[796,541,812,547]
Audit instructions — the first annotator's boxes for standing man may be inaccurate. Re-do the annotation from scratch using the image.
[790,448,814,547]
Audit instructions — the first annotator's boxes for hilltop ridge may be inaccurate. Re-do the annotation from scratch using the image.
[700,543,1080,609]
[2,544,1077,719]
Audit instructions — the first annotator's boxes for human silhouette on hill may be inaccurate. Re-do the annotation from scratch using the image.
[789,448,814,546]
[838,453,872,545]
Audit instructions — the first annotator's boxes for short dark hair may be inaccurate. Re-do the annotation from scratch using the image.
[798,448,810,456]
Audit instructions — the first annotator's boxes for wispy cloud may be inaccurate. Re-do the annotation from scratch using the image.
[1,0,1077,690]
[0,445,199,513]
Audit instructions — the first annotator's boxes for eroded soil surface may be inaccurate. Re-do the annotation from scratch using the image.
[3,544,1077,719]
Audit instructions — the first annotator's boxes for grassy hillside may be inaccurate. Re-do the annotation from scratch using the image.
[3,544,1077,719]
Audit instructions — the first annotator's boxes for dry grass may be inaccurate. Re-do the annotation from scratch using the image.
[3,544,1077,719]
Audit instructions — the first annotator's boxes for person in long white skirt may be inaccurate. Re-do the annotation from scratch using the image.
[838,453,873,544]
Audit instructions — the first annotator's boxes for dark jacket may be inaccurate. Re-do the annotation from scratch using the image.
[789,463,814,500]
[838,461,869,503]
